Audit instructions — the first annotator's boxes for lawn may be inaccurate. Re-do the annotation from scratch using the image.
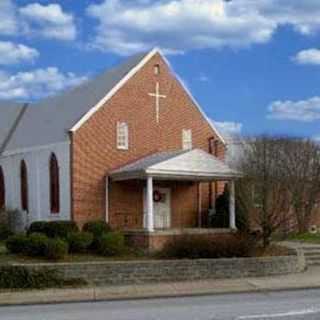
[285,233,320,244]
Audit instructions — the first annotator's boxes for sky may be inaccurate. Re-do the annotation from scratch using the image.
[1,0,320,139]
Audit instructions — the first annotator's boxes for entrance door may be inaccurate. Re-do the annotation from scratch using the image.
[154,188,171,229]
[143,187,171,229]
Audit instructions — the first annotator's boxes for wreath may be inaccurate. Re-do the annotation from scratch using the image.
[153,190,162,202]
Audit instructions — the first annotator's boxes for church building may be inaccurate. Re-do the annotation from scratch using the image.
[0,48,240,250]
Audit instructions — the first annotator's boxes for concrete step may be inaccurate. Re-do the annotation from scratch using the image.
[300,246,320,251]
[304,251,320,257]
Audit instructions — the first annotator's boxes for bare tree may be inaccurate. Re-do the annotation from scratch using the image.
[237,136,291,247]
[280,138,320,233]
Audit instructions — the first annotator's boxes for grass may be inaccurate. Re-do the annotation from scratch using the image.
[285,232,320,244]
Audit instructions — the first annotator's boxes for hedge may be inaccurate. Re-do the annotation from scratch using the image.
[159,233,254,259]
[68,232,93,254]
[0,223,13,241]
[28,221,79,239]
[97,232,126,256]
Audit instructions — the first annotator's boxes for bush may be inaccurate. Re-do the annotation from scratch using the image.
[27,221,48,235]
[67,232,93,254]
[6,234,29,254]
[159,233,254,259]
[97,232,126,256]
[45,221,79,239]
[0,266,65,289]
[0,223,13,241]
[28,221,79,239]
[83,220,111,238]
[47,221,79,239]
[25,233,49,257]
[45,238,68,260]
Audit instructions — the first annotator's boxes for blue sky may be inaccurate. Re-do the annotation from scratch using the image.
[1,0,320,139]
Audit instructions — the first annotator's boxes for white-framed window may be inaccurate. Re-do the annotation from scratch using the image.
[117,121,129,150]
[154,64,160,75]
[182,129,192,150]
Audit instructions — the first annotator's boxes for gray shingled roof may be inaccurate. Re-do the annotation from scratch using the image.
[3,52,148,153]
[0,101,26,154]
[110,149,241,181]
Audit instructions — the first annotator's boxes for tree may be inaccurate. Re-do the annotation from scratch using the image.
[237,136,291,247]
[280,138,320,233]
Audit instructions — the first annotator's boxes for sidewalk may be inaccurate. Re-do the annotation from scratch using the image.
[0,266,320,306]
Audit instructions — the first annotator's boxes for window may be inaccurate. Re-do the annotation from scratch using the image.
[20,160,29,213]
[154,64,160,75]
[117,122,129,150]
[182,129,192,150]
[50,153,60,214]
[0,166,5,209]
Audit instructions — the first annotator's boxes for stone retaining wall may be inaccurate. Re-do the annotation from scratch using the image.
[12,253,305,286]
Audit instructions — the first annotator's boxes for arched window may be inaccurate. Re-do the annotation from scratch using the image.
[20,160,29,213]
[49,153,60,213]
[0,166,5,209]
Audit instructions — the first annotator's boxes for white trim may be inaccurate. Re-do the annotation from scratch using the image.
[105,176,109,223]
[0,141,70,158]
[146,176,154,232]
[182,129,192,150]
[116,121,129,150]
[70,48,159,132]
[69,47,225,145]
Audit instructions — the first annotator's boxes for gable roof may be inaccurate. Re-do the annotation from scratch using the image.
[3,51,149,154]
[110,148,241,181]
[0,101,27,154]
[1,48,225,156]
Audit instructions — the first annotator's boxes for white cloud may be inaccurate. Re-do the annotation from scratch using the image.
[86,0,320,55]
[213,120,243,136]
[0,41,39,65]
[86,0,275,55]
[268,96,320,122]
[293,48,320,65]
[0,67,87,100]
[19,3,76,41]
[0,0,17,35]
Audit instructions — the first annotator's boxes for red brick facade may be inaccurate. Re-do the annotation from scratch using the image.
[71,53,225,228]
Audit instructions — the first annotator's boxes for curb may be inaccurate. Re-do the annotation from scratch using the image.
[1,284,320,307]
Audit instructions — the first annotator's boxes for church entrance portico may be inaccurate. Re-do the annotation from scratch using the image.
[143,187,171,230]
[108,149,242,247]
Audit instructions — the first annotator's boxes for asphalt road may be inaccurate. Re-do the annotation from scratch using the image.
[1,289,320,320]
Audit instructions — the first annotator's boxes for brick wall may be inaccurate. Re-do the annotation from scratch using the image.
[15,254,305,286]
[71,53,225,227]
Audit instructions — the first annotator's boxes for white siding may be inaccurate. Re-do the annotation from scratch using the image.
[0,142,71,224]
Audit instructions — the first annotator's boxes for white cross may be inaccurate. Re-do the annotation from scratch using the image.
[148,82,166,123]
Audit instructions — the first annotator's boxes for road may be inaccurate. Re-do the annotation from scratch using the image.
[1,289,320,320]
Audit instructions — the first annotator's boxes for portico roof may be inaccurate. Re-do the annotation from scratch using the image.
[110,149,241,181]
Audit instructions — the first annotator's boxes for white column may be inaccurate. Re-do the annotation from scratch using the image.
[229,180,236,229]
[197,182,202,228]
[146,176,154,232]
[105,176,109,223]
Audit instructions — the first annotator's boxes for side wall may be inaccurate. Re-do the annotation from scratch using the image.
[0,142,71,224]
[71,53,226,227]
